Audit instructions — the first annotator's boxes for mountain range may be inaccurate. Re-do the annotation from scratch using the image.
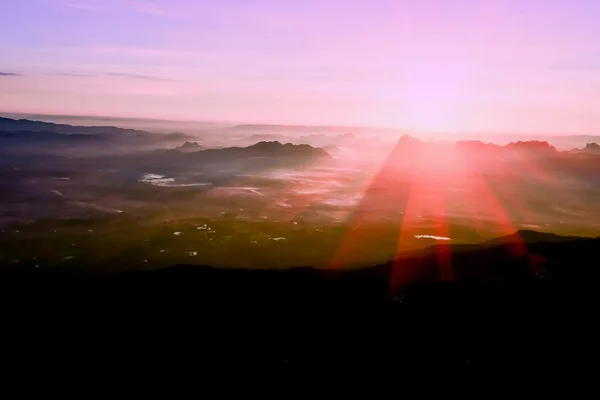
[0,117,193,156]
[174,141,204,152]
[0,116,150,136]
[133,141,331,177]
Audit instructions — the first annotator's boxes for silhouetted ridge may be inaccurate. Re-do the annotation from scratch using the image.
[0,117,150,136]
[506,140,556,153]
[396,134,422,145]
[337,132,355,140]
[175,141,203,152]
[578,142,600,153]
[455,140,502,152]
[484,230,587,246]
[0,130,110,142]
[244,141,331,158]
[323,145,341,155]
[2,233,598,371]
[456,140,556,154]
[390,135,423,153]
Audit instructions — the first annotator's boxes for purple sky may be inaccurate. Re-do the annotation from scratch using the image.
[1,0,600,133]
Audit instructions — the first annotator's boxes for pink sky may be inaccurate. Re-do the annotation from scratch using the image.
[1,0,600,133]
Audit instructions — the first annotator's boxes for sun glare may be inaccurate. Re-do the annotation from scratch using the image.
[383,63,472,132]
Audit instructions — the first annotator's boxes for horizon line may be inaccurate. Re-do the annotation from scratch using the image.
[0,110,597,137]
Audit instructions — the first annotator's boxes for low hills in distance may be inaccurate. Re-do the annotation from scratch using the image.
[0,117,193,156]
[136,140,332,176]
[0,116,150,136]
[456,139,558,153]
[3,116,600,156]
[161,140,331,159]
[574,142,600,153]
[174,141,203,152]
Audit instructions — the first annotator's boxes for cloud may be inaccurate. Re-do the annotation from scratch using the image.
[56,0,98,11]
[106,72,177,82]
[48,72,96,77]
[0,72,21,76]
[102,46,212,59]
[55,45,212,60]
[44,71,178,81]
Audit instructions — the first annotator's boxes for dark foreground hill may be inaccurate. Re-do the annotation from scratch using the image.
[1,230,598,374]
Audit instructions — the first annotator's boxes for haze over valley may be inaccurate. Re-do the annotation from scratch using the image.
[2,115,600,272]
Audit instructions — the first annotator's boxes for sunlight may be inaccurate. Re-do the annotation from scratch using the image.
[383,63,472,132]
[403,99,462,132]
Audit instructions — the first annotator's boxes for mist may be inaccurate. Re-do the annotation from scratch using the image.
[1,114,600,271]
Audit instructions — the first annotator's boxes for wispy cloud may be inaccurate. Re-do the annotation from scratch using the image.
[56,45,212,60]
[106,72,177,82]
[55,0,169,16]
[56,0,98,12]
[124,0,166,16]
[98,45,211,59]
[47,72,95,77]
[45,70,179,82]
[0,72,22,76]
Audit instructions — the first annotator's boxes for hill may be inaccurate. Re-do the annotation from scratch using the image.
[1,230,598,371]
[174,141,203,152]
[0,117,194,156]
[572,142,600,153]
[0,116,150,136]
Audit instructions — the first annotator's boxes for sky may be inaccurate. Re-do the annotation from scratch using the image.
[1,0,600,133]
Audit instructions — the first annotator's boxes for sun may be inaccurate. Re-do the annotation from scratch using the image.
[382,65,472,132]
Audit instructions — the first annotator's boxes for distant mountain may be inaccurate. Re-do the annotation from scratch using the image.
[0,117,150,136]
[193,141,329,161]
[572,142,600,153]
[174,141,203,152]
[456,140,556,154]
[216,141,330,159]
[323,145,341,155]
[0,118,195,156]
[0,130,110,142]
[505,140,557,153]
[455,140,502,153]
[387,135,427,159]
[451,139,600,181]
[136,141,331,175]
[393,134,424,148]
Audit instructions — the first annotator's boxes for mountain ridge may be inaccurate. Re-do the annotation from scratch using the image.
[2,229,596,371]
[0,116,150,136]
